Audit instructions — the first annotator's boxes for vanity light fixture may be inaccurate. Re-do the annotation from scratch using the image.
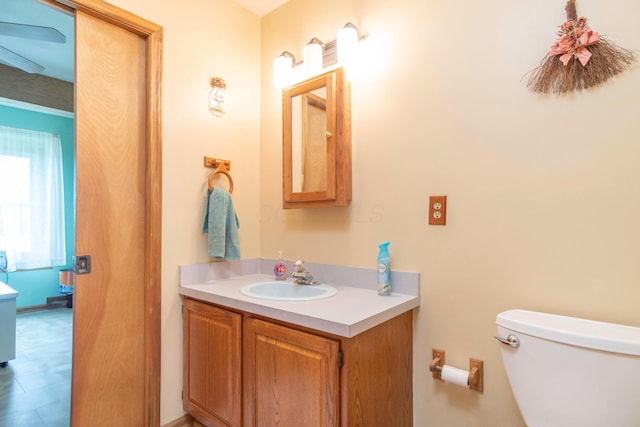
[273,22,364,88]
[208,77,226,117]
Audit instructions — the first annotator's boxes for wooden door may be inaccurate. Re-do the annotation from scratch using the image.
[183,298,242,427]
[61,0,162,425]
[244,318,340,427]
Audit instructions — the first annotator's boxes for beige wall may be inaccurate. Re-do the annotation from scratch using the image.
[260,0,640,426]
[105,0,640,425]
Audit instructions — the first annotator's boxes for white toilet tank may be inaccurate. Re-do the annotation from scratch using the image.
[495,309,640,427]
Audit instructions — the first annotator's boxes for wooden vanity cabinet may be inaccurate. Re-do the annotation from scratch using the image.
[182,297,413,427]
[182,298,242,427]
[244,317,340,426]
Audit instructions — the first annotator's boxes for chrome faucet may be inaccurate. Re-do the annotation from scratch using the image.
[291,260,318,285]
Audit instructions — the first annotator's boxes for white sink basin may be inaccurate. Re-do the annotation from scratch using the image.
[240,281,337,301]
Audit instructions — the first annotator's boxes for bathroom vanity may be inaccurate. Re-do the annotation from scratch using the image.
[180,272,419,427]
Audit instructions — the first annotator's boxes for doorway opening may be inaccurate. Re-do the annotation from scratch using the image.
[0,0,75,424]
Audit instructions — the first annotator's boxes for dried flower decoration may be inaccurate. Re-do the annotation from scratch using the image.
[527,0,635,94]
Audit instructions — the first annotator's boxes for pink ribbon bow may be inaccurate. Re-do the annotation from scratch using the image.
[549,18,600,66]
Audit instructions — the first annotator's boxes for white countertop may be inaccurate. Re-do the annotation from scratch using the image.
[179,274,420,338]
[0,282,18,301]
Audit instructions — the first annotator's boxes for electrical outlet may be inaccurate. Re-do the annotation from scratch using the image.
[429,195,447,225]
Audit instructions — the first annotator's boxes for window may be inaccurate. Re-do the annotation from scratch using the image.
[0,125,66,271]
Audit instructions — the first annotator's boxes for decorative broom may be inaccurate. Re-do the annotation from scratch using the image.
[527,0,635,94]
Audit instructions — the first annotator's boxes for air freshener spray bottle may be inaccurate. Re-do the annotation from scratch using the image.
[377,241,391,296]
[274,250,286,280]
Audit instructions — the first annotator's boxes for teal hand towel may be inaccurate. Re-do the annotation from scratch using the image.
[202,187,241,260]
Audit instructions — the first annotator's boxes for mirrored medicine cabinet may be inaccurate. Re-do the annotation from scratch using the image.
[282,67,351,209]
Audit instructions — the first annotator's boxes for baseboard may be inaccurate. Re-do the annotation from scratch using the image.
[17,304,49,314]
[16,297,72,314]
[162,414,195,427]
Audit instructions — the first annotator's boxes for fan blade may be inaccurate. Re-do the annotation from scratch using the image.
[0,45,45,74]
[0,21,65,43]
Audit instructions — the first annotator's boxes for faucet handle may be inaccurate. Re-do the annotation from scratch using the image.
[293,259,306,272]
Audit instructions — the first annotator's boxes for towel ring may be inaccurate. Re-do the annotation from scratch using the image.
[207,159,234,193]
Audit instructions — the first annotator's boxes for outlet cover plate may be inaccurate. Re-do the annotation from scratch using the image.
[429,195,447,225]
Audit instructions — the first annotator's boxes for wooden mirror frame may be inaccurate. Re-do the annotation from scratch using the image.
[282,67,351,209]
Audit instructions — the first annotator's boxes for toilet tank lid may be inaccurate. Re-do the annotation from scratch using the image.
[496,309,640,356]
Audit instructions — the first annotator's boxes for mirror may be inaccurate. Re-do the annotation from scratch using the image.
[282,67,351,209]
[292,89,327,193]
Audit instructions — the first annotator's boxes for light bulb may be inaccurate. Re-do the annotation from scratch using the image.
[273,52,294,89]
[303,38,323,76]
[337,22,359,66]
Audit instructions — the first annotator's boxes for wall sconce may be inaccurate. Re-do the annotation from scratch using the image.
[208,77,226,117]
[273,22,363,89]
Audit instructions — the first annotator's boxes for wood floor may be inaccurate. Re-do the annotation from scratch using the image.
[0,308,72,427]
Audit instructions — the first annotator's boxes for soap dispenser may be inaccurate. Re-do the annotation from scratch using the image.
[274,250,286,280]
[377,241,391,296]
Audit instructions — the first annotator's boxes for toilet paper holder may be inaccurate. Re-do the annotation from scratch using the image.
[429,349,484,392]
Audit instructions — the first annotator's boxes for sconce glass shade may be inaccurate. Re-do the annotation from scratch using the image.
[337,22,359,65]
[303,38,323,75]
[209,77,226,117]
[273,51,294,89]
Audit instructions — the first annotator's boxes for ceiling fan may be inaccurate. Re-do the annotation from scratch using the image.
[0,21,65,74]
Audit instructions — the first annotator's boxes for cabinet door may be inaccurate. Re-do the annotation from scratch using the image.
[183,299,242,427]
[244,318,339,427]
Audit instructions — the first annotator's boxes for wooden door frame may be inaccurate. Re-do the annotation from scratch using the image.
[45,0,162,425]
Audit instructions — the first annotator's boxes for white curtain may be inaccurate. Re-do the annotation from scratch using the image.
[0,125,66,271]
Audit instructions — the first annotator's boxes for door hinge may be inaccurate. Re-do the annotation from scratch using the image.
[338,350,343,368]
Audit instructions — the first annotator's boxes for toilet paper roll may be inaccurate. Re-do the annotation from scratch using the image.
[441,365,469,387]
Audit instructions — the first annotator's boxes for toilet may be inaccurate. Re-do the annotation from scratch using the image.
[495,309,640,427]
